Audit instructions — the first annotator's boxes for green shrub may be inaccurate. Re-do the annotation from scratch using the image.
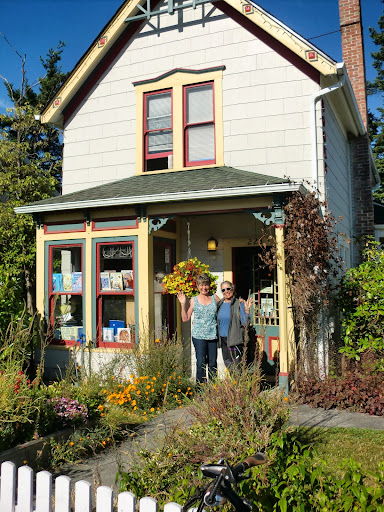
[251,430,384,511]
[338,241,384,370]
[116,367,290,505]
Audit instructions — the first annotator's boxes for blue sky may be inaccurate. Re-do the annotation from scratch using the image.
[0,0,382,113]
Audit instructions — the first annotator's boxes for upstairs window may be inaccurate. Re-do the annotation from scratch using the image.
[184,82,215,166]
[144,90,173,172]
[134,66,224,173]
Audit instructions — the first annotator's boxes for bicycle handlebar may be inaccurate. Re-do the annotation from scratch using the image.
[231,453,268,480]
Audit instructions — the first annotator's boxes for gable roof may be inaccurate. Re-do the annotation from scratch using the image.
[41,0,338,128]
[14,166,303,214]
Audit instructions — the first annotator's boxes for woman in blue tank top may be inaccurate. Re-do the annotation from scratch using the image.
[177,273,220,383]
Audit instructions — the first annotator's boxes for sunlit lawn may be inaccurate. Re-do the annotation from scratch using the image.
[296,426,384,481]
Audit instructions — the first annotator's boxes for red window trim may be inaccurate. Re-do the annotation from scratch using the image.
[143,89,173,170]
[183,81,216,167]
[48,243,84,345]
[96,241,135,347]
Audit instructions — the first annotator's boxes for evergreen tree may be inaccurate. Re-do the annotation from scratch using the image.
[0,38,69,330]
[368,1,384,201]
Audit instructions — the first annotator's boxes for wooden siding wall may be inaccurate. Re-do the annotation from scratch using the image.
[62,0,320,193]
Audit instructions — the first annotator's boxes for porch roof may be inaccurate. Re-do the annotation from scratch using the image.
[15,166,303,214]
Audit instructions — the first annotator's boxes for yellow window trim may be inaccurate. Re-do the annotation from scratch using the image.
[135,68,224,174]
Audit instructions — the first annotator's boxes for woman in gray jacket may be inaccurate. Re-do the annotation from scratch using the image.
[217,281,253,369]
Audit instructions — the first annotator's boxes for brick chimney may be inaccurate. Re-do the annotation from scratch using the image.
[339,0,368,129]
[339,0,374,264]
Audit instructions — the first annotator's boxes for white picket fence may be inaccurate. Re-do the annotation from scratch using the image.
[0,461,183,512]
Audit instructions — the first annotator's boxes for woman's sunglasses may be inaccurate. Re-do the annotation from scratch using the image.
[221,287,233,292]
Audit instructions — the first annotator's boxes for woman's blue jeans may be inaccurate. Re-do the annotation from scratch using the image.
[192,337,217,383]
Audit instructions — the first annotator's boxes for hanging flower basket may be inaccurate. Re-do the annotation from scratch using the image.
[162,257,218,298]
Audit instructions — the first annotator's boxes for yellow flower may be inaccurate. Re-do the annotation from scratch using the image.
[150,407,155,412]
[155,338,160,343]
[102,440,106,446]
[69,442,74,447]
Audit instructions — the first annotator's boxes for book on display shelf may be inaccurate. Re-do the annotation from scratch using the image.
[110,272,123,291]
[100,271,111,290]
[52,273,63,292]
[62,273,73,292]
[71,272,82,292]
[117,327,131,343]
[121,270,134,290]
[102,327,114,342]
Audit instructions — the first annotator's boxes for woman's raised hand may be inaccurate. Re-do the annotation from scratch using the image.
[242,296,254,314]
[177,291,187,305]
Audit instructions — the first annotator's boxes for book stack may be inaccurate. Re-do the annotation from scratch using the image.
[51,272,82,293]
[100,270,133,291]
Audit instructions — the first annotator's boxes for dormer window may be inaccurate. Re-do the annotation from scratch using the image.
[144,90,173,172]
[134,66,225,174]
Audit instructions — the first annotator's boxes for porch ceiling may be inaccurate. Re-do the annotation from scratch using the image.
[15,166,303,214]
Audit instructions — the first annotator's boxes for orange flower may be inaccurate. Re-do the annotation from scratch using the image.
[69,442,74,447]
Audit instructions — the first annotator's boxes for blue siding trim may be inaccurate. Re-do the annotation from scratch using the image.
[91,236,139,344]
[46,222,84,232]
[279,374,289,395]
[93,219,136,229]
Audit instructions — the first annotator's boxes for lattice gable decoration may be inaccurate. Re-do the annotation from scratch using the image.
[40,0,338,128]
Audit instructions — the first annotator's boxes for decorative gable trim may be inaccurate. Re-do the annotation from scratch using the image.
[40,0,338,128]
[133,66,226,87]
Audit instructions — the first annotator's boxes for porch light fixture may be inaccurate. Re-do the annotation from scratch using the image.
[207,237,218,251]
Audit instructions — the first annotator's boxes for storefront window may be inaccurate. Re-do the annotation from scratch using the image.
[97,241,135,346]
[49,244,83,345]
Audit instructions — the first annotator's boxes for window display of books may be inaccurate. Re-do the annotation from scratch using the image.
[51,272,82,293]
[100,270,134,291]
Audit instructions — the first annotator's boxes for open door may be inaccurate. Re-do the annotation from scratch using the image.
[233,247,279,366]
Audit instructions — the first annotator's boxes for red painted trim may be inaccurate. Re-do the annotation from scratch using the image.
[184,82,216,167]
[51,339,78,347]
[98,341,135,349]
[62,10,161,124]
[91,216,138,231]
[215,0,320,85]
[95,240,136,346]
[279,372,289,377]
[144,89,173,168]
[133,66,226,86]
[63,0,319,124]
[49,243,84,343]
[44,221,86,234]
[274,224,285,228]
[268,336,280,360]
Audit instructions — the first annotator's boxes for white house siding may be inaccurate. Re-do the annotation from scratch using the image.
[322,97,353,268]
[62,2,320,194]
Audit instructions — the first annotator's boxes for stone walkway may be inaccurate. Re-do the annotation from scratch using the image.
[52,404,384,493]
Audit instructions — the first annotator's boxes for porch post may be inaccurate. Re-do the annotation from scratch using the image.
[137,218,152,342]
[275,223,289,393]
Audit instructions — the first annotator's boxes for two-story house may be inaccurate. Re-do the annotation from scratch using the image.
[16,0,378,387]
